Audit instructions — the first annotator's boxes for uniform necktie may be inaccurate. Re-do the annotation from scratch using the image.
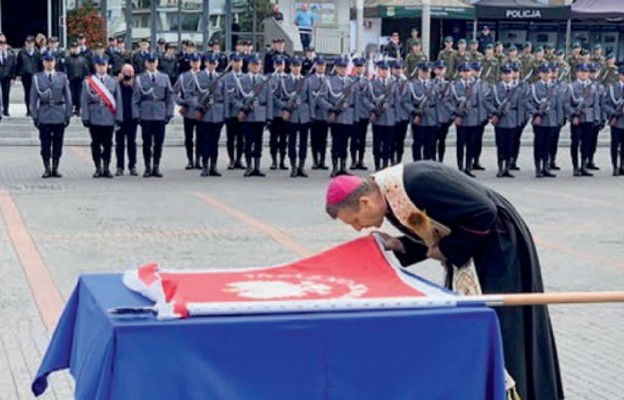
[101,76,105,84]
[48,74,52,82]
[151,73,155,82]
[253,75,257,85]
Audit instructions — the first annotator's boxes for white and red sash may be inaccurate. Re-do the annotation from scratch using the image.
[86,75,116,114]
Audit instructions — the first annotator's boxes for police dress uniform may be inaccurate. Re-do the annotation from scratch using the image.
[309,58,330,170]
[30,52,72,178]
[132,54,175,178]
[65,51,90,116]
[173,54,202,169]
[0,48,16,116]
[408,69,439,161]
[224,56,246,170]
[350,58,370,170]
[268,58,288,170]
[234,59,273,177]
[432,63,453,162]
[81,59,123,178]
[365,63,397,171]
[587,63,606,170]
[564,67,602,176]
[485,69,521,177]
[471,64,490,171]
[279,58,312,177]
[17,44,41,116]
[526,67,563,178]
[446,66,483,177]
[196,61,226,177]
[316,59,357,177]
[392,62,412,164]
[602,70,624,175]
[510,66,530,170]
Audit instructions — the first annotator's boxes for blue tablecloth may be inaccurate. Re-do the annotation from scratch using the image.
[33,274,506,400]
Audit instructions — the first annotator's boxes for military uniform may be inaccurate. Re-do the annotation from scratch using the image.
[173,65,202,169]
[65,51,90,115]
[278,61,312,177]
[316,64,357,176]
[408,73,439,161]
[451,51,472,78]
[268,67,288,170]
[405,52,428,79]
[351,63,371,170]
[602,74,624,175]
[470,50,484,63]
[30,58,72,178]
[518,51,534,77]
[600,64,618,87]
[81,67,123,178]
[487,78,522,177]
[234,63,273,177]
[566,53,583,77]
[309,62,330,170]
[563,74,602,176]
[525,74,564,177]
[480,56,500,86]
[223,62,246,170]
[436,47,456,80]
[195,63,226,176]
[446,74,486,177]
[0,48,16,116]
[132,61,175,177]
[366,72,397,170]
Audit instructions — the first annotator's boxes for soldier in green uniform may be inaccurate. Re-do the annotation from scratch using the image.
[592,44,606,71]
[527,47,546,83]
[566,42,583,77]
[480,44,500,85]
[437,36,456,80]
[518,42,534,76]
[544,43,556,62]
[451,39,472,78]
[494,41,506,64]
[554,50,572,83]
[469,39,484,63]
[406,40,428,80]
[600,53,618,87]
[505,46,523,79]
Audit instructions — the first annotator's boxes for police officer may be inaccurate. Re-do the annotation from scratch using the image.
[367,60,396,171]
[209,41,229,73]
[30,51,72,178]
[81,55,123,178]
[173,52,202,170]
[392,60,411,164]
[132,52,175,178]
[0,38,16,117]
[485,65,521,178]
[17,36,40,117]
[309,56,330,170]
[436,36,455,80]
[196,53,226,177]
[264,38,290,74]
[587,62,606,170]
[159,44,179,84]
[526,64,560,178]
[132,39,150,74]
[603,65,624,176]
[510,63,530,170]
[235,54,273,177]
[111,37,131,76]
[301,46,316,75]
[432,60,452,162]
[223,53,246,170]
[268,56,288,170]
[564,63,601,176]
[280,56,311,177]
[350,57,370,170]
[470,62,490,171]
[548,61,567,171]
[317,57,357,177]
[64,42,89,116]
[409,62,438,161]
[446,62,482,177]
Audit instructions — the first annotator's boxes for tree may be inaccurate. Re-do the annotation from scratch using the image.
[67,2,107,48]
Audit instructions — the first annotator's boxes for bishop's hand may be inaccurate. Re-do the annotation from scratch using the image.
[373,232,405,253]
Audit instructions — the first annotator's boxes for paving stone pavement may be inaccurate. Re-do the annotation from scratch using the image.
[0,143,623,399]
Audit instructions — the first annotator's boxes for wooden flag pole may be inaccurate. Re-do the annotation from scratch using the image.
[464,292,624,307]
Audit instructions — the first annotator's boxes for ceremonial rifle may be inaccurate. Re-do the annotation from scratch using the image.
[328,77,359,123]
[413,81,436,125]
[532,83,556,126]
[237,76,272,122]
[281,63,317,121]
[491,84,517,126]
[194,63,233,120]
[608,85,624,126]
[571,84,591,124]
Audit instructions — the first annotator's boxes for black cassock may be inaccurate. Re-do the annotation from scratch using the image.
[380,161,564,400]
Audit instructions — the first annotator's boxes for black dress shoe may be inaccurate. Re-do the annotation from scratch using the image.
[463,168,476,178]
[549,164,561,171]
[115,168,124,176]
[129,168,139,176]
[586,162,599,170]
[2,111,9,117]
[543,169,556,178]
[472,163,486,171]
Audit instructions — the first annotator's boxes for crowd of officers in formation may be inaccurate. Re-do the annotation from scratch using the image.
[4,33,624,179]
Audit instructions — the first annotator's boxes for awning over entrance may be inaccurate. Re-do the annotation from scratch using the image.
[363,0,476,20]
[469,0,572,20]
[571,0,624,20]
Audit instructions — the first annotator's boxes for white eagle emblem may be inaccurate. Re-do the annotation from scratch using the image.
[225,280,332,299]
